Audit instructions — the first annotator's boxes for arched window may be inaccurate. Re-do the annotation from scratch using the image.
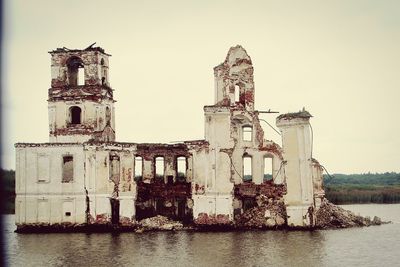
[243,155,252,182]
[105,106,111,125]
[109,154,120,183]
[264,157,273,181]
[134,156,143,181]
[100,58,107,86]
[155,156,164,182]
[66,56,84,86]
[70,106,81,125]
[242,126,252,141]
[234,85,240,103]
[176,156,187,182]
[62,155,74,183]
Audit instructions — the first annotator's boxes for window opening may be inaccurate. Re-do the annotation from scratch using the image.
[264,157,273,181]
[109,154,120,186]
[62,156,73,183]
[62,201,73,222]
[78,68,85,85]
[243,198,257,211]
[101,59,107,85]
[110,198,120,224]
[66,56,84,86]
[134,156,143,181]
[234,85,240,103]
[102,70,107,85]
[105,107,111,125]
[37,155,50,182]
[243,126,252,141]
[243,156,252,182]
[177,157,187,182]
[155,198,164,214]
[155,157,164,182]
[70,106,81,124]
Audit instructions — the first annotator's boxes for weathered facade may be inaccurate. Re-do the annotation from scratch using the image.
[15,45,325,231]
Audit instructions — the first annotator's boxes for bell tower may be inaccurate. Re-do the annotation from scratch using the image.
[48,45,116,143]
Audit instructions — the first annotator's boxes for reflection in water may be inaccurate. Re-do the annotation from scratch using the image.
[4,204,400,267]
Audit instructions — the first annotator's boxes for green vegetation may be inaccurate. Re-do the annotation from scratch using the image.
[2,169,15,214]
[324,172,400,204]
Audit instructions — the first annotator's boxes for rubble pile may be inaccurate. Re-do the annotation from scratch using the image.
[119,216,136,227]
[235,195,286,229]
[194,213,231,226]
[94,214,109,224]
[316,200,384,229]
[138,215,183,231]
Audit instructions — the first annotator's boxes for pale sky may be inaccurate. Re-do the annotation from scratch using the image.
[2,0,400,173]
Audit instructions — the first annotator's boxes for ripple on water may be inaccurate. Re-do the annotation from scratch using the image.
[3,204,400,267]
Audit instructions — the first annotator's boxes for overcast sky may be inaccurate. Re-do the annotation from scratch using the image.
[2,0,400,173]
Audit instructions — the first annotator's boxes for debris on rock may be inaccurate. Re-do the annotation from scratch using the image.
[138,215,183,231]
[315,200,387,229]
[234,195,287,229]
[194,213,232,226]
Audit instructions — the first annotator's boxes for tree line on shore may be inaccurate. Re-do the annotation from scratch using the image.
[324,172,400,204]
[2,169,15,214]
[1,169,400,213]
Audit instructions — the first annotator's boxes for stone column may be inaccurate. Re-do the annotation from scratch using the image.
[276,110,315,227]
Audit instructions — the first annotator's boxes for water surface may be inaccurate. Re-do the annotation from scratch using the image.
[4,204,400,266]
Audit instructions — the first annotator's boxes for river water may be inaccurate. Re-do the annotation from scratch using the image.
[3,204,400,267]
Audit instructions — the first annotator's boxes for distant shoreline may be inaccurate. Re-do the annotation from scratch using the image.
[324,172,400,204]
[3,169,400,213]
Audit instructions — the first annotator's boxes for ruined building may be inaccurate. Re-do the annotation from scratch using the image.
[15,45,325,230]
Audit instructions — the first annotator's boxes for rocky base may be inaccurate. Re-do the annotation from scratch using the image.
[136,215,184,232]
[16,200,389,233]
[315,200,387,229]
[15,223,137,233]
[234,195,286,229]
[194,213,232,227]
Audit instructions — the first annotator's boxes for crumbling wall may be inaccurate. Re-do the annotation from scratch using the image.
[48,47,115,143]
[133,143,194,223]
[135,144,192,183]
[188,138,235,223]
[220,110,285,186]
[233,180,287,228]
[312,158,325,208]
[276,110,317,227]
[15,45,337,232]
[83,143,136,225]
[213,45,255,111]
[204,106,232,148]
[194,45,288,226]
[49,47,110,88]
[188,141,210,194]
[14,143,86,229]
[48,91,115,143]
[234,195,287,229]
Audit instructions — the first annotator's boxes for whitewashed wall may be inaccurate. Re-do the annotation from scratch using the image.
[15,144,86,224]
[48,99,115,143]
[277,116,315,227]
